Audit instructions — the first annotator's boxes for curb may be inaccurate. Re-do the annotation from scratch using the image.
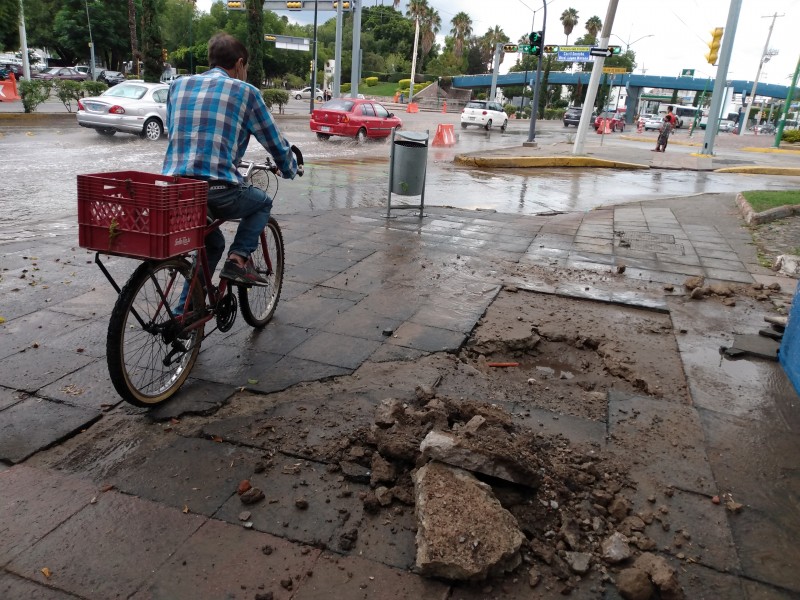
[715,166,800,176]
[453,155,649,169]
[740,146,800,156]
[0,112,76,126]
[619,134,702,148]
[736,192,800,225]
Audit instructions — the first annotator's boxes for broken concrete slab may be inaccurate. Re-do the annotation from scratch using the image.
[721,334,780,361]
[419,429,540,488]
[413,461,525,581]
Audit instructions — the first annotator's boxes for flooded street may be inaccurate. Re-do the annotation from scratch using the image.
[3,114,800,231]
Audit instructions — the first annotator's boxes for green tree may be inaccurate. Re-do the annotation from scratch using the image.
[560,7,579,44]
[140,0,163,81]
[128,0,140,74]
[246,0,264,87]
[479,26,509,72]
[450,11,472,60]
[0,0,20,50]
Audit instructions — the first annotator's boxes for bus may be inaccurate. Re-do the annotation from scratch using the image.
[673,106,700,129]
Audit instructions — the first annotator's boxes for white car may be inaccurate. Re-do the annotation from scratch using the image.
[77,81,169,141]
[643,115,663,131]
[460,100,508,131]
[718,120,736,133]
[291,87,323,101]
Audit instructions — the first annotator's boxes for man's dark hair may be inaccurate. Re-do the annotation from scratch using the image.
[667,105,673,111]
[208,33,248,70]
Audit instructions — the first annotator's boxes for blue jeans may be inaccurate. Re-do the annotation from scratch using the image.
[175,183,273,313]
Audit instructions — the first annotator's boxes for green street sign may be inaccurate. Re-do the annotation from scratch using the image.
[681,68,695,77]
[519,44,531,53]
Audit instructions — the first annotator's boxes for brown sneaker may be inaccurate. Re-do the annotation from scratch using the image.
[220,259,268,287]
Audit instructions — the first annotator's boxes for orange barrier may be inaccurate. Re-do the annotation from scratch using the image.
[432,123,456,147]
[393,92,400,102]
[0,72,20,102]
[636,120,643,133]
[597,118,611,134]
[442,100,447,113]
[406,102,419,113]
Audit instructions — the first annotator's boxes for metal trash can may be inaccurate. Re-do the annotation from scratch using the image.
[387,129,429,217]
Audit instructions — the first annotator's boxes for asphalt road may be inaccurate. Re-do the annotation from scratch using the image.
[2,106,799,232]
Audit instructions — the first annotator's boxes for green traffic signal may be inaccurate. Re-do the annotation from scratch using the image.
[528,31,543,56]
[609,45,622,55]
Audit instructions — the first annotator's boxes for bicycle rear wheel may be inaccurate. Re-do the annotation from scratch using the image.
[239,217,284,328]
[107,258,205,407]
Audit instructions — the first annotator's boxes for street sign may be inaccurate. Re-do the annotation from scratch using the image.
[264,33,310,51]
[602,67,627,74]
[680,69,695,77]
[589,45,622,58]
[558,50,592,62]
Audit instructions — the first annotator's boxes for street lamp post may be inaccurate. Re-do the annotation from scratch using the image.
[610,33,654,54]
[84,0,96,80]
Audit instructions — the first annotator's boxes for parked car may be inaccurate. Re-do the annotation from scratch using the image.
[593,111,625,132]
[76,81,168,141]
[73,65,92,76]
[718,120,737,132]
[310,98,402,142]
[461,100,508,131]
[643,114,664,131]
[34,67,88,82]
[563,106,583,127]
[750,122,776,134]
[96,70,126,87]
[291,86,323,101]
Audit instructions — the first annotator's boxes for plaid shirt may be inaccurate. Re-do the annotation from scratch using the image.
[162,68,297,185]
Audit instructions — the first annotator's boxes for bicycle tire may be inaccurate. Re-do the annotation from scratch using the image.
[107,258,204,407]
[239,217,284,328]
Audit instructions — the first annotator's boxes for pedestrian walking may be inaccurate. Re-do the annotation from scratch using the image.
[653,106,677,152]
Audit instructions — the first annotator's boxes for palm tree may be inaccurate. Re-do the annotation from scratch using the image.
[451,12,472,60]
[560,8,579,44]
[585,15,602,40]
[481,26,509,71]
[420,6,441,59]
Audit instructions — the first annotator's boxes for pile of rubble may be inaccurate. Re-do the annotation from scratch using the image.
[333,385,686,598]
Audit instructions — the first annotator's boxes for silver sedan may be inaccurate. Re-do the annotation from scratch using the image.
[76,82,169,141]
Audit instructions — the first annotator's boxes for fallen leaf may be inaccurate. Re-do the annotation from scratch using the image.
[41,567,52,578]
[211,435,223,443]
[247,378,259,385]
[100,484,114,493]
[0,317,5,324]
[183,505,190,514]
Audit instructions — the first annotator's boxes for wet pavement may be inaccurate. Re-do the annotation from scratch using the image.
[1,105,800,598]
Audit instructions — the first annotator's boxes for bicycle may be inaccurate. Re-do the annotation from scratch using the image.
[79,147,304,407]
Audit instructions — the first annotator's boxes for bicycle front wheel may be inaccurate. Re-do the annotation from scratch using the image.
[107,258,204,407]
[239,217,284,328]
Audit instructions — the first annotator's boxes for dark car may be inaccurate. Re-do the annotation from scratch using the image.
[563,106,583,127]
[97,70,126,86]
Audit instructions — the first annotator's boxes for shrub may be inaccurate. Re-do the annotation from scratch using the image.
[195,65,209,74]
[18,80,51,113]
[83,80,107,97]
[544,108,566,120]
[53,80,83,112]
[341,83,351,92]
[364,76,378,87]
[476,92,486,100]
[503,104,517,116]
[398,78,411,88]
[783,129,800,144]
[262,88,289,114]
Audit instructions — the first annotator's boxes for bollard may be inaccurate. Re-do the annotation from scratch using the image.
[442,100,447,113]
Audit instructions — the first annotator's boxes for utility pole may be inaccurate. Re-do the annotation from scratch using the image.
[84,0,96,81]
[310,0,319,113]
[333,0,343,97]
[738,12,783,134]
[526,0,547,144]
[18,0,30,79]
[490,43,502,101]
[774,54,800,148]
[350,0,362,98]
[701,0,742,155]
[409,15,420,100]
[572,0,619,155]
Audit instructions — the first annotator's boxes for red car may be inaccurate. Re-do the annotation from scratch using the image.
[311,98,402,142]
[34,67,88,82]
[593,111,625,132]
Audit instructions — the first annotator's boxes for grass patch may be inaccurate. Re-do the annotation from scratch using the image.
[360,81,402,98]
[742,189,800,213]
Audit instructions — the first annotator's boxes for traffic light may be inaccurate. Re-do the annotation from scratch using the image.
[226,1,245,9]
[529,31,543,56]
[503,44,519,53]
[286,1,302,9]
[332,1,350,8]
[161,48,168,61]
[705,27,723,65]
[543,45,559,54]
[609,45,622,55]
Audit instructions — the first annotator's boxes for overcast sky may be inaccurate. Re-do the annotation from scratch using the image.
[195,0,799,87]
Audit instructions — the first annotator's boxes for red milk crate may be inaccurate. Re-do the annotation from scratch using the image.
[77,171,208,260]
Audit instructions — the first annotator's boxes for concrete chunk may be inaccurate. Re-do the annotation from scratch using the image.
[413,461,525,581]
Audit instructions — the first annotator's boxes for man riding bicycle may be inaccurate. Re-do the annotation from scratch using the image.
[163,32,298,286]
